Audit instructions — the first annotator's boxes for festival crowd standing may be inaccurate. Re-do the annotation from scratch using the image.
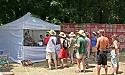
[68,32,76,64]
[44,29,122,75]
[96,29,110,75]
[58,32,69,68]
[74,30,87,73]
[111,34,120,75]
[91,31,98,63]
[46,30,57,70]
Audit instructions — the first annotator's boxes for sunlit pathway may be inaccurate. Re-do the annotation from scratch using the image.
[11,52,125,75]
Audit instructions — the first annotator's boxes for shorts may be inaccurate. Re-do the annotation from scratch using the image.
[110,50,119,68]
[92,46,97,52]
[46,52,56,60]
[76,50,85,59]
[58,49,68,59]
[97,50,107,65]
[69,47,74,54]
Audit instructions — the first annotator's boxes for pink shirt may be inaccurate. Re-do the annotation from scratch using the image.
[86,37,91,51]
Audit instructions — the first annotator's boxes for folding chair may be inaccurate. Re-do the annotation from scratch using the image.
[0,54,10,72]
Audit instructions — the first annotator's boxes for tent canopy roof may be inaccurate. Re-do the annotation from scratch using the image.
[0,12,60,30]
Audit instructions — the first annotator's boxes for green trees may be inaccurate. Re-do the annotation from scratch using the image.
[0,0,125,25]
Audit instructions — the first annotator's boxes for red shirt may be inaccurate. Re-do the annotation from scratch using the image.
[44,36,51,45]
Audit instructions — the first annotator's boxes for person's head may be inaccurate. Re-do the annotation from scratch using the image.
[111,34,118,41]
[82,33,86,37]
[49,30,56,36]
[77,30,84,37]
[40,35,43,39]
[66,34,70,38]
[46,34,49,37]
[85,32,89,38]
[96,31,100,37]
[92,31,97,37]
[69,32,76,38]
[98,29,105,36]
[59,32,66,38]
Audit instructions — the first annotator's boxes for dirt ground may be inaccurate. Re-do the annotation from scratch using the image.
[8,52,125,75]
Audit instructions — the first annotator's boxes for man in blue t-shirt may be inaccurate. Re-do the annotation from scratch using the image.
[91,32,97,62]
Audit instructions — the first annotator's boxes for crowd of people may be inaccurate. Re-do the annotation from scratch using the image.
[45,29,120,75]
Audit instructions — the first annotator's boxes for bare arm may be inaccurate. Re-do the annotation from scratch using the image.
[107,38,110,48]
[113,41,118,50]
[25,38,32,43]
[60,38,64,48]
[68,39,71,48]
[96,38,99,48]
[75,44,80,48]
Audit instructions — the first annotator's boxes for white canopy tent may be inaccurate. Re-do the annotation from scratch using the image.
[0,12,60,63]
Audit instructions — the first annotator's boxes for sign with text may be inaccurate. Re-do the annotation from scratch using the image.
[62,23,125,50]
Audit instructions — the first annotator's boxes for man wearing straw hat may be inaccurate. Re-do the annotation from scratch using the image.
[46,30,57,70]
[74,30,87,73]
[58,32,69,68]
[69,32,76,64]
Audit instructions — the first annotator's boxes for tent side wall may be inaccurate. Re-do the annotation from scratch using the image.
[0,29,10,54]
[0,29,23,63]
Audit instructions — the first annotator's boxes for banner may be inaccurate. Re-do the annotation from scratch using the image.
[62,23,125,50]
[61,23,82,34]
[61,23,75,34]
[117,24,125,32]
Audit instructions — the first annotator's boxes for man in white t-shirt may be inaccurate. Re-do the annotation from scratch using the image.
[46,30,57,70]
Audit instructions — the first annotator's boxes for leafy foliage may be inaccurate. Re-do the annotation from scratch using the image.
[0,0,125,26]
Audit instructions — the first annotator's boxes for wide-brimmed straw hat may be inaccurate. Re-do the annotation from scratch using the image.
[48,30,56,35]
[93,31,97,36]
[82,33,86,36]
[111,34,118,38]
[77,30,84,35]
[59,32,66,37]
[69,32,76,37]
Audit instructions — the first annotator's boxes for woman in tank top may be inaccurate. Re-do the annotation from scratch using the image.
[110,34,120,75]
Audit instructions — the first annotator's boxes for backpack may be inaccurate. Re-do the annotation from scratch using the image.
[44,36,50,45]
[63,38,69,50]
